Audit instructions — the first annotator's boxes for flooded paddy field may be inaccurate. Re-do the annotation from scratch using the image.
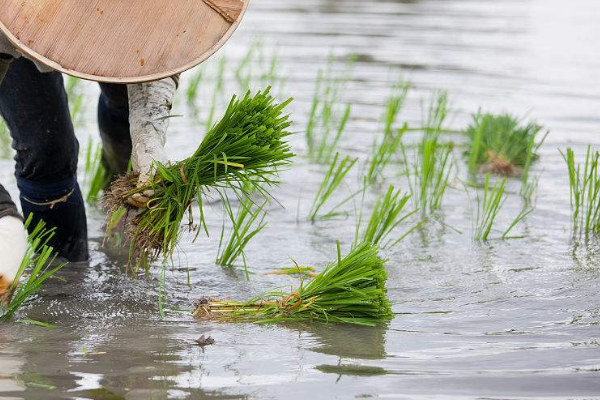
[1,0,600,398]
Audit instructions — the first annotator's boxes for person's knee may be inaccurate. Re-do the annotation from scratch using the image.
[0,57,78,182]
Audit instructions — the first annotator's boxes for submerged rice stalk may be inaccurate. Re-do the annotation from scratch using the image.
[193,242,393,326]
[217,196,268,276]
[308,153,358,221]
[465,112,547,176]
[105,88,295,268]
[354,185,419,249]
[1,217,65,321]
[561,146,600,236]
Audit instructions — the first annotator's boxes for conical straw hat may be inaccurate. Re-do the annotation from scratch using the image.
[0,0,249,83]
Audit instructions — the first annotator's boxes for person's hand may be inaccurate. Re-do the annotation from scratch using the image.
[0,216,27,309]
[125,76,178,208]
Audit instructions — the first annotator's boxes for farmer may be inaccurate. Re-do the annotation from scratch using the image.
[0,35,178,298]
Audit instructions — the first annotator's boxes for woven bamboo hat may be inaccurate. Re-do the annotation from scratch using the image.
[0,0,249,83]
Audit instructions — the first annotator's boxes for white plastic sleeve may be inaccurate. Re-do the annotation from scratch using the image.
[127,76,178,182]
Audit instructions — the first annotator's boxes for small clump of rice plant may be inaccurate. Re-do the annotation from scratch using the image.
[193,242,393,326]
[561,146,600,236]
[306,58,354,164]
[217,196,268,277]
[472,174,507,241]
[105,88,295,268]
[403,92,454,216]
[405,134,453,216]
[186,66,204,110]
[235,39,286,95]
[308,153,358,221]
[1,217,65,321]
[354,185,419,248]
[364,80,410,184]
[465,112,547,177]
[471,173,532,241]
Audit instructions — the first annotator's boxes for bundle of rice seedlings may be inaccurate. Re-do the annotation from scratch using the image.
[465,112,547,176]
[105,88,294,266]
[0,217,65,321]
[193,243,392,326]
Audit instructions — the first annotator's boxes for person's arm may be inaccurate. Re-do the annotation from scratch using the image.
[126,75,179,208]
[0,185,27,303]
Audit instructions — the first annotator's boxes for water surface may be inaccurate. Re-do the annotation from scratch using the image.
[1,0,600,398]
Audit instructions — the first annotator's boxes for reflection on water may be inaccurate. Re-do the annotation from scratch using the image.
[1,0,600,398]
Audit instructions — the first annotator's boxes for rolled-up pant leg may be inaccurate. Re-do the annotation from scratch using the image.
[0,57,88,262]
[98,83,131,182]
[0,184,21,221]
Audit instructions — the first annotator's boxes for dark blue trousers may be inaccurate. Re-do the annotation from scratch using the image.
[0,57,131,261]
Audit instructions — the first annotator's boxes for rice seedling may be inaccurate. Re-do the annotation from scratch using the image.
[561,146,600,236]
[471,173,533,241]
[305,58,354,164]
[217,196,268,276]
[472,174,507,242]
[465,112,547,176]
[193,242,392,326]
[235,39,285,95]
[354,185,419,249]
[83,139,110,204]
[0,118,11,159]
[363,80,410,184]
[422,91,449,136]
[204,57,227,133]
[186,66,204,110]
[105,88,295,268]
[1,217,65,321]
[308,153,358,221]
[65,76,86,127]
[405,135,453,215]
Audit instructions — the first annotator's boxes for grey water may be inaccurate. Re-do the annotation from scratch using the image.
[1,0,600,398]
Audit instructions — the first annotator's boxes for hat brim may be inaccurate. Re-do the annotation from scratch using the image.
[0,0,249,83]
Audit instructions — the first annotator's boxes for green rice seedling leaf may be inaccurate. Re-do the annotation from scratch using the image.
[465,112,547,176]
[561,146,600,236]
[1,216,66,321]
[194,242,393,326]
[105,88,295,268]
[354,185,418,248]
[308,153,358,221]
